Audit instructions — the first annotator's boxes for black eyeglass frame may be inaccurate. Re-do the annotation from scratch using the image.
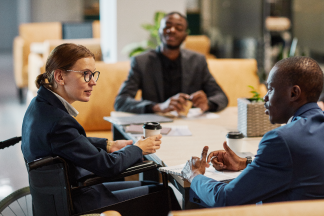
[66,70,100,82]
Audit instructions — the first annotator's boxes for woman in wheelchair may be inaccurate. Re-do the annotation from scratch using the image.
[21,43,176,214]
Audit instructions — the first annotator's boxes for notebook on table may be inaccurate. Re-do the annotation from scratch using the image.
[159,164,242,183]
[104,114,173,126]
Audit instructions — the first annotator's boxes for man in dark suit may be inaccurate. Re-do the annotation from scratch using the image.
[182,56,324,206]
[114,12,228,114]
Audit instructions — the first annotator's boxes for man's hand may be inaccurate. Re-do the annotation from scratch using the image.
[108,140,133,153]
[190,90,209,112]
[134,134,162,155]
[207,141,247,171]
[152,93,190,113]
[181,146,209,183]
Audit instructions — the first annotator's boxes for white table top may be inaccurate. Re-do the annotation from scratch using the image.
[111,107,262,167]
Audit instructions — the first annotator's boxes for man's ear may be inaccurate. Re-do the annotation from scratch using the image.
[290,85,301,101]
[53,69,65,86]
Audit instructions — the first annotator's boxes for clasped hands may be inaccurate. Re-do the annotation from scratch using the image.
[181,141,247,183]
[108,134,162,155]
[152,90,209,113]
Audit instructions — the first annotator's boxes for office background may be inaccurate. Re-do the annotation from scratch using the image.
[0,0,324,203]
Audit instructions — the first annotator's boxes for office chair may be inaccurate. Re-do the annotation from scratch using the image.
[27,156,179,216]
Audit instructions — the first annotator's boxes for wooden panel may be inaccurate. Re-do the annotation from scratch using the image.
[170,199,324,216]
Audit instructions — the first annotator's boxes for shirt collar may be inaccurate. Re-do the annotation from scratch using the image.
[287,116,293,124]
[157,46,181,69]
[293,102,322,118]
[287,102,322,124]
[48,89,79,117]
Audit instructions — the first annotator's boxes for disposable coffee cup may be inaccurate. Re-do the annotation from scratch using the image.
[143,122,162,138]
[226,131,244,154]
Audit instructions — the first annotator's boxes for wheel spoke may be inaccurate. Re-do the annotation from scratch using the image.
[17,198,27,216]
[8,205,18,216]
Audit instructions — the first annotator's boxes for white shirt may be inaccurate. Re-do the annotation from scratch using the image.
[49,89,79,117]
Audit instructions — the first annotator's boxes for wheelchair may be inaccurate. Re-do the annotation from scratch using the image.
[0,136,179,216]
[0,136,32,216]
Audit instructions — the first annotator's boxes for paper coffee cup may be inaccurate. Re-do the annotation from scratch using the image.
[226,131,244,154]
[143,122,162,138]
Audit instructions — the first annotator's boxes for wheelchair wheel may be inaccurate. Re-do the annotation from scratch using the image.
[0,186,32,216]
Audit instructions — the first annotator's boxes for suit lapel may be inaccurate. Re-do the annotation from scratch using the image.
[37,86,69,114]
[152,48,164,102]
[181,49,191,93]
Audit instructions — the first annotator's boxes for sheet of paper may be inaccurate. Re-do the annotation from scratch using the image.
[169,108,219,119]
[159,164,242,181]
[128,125,192,137]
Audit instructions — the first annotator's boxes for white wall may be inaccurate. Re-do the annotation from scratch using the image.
[100,0,186,62]
[30,0,83,22]
[0,0,18,52]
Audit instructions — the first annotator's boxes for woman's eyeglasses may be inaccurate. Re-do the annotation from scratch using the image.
[66,70,100,82]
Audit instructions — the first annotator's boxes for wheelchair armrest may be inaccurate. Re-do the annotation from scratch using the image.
[27,156,65,171]
[0,136,21,150]
[81,160,161,187]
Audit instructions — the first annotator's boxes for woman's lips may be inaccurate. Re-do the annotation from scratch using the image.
[85,90,92,96]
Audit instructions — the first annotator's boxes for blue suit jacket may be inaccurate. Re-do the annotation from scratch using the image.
[22,86,143,212]
[190,103,324,207]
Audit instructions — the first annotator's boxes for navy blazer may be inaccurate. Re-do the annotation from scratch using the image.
[22,86,143,212]
[114,48,228,113]
[190,103,324,207]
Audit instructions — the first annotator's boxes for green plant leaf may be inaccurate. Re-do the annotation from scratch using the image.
[129,47,147,57]
[142,24,155,31]
[154,11,166,27]
[248,85,264,102]
[124,11,166,58]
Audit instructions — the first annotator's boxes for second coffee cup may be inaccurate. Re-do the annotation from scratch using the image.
[143,122,162,138]
[226,131,244,154]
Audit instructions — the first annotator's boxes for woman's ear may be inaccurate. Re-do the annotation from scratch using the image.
[53,69,65,86]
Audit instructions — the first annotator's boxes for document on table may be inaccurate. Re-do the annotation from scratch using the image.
[168,108,219,119]
[159,164,242,182]
[125,125,192,137]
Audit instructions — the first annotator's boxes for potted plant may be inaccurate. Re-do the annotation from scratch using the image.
[122,11,166,57]
[237,86,280,137]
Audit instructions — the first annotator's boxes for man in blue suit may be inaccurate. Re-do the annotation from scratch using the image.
[182,56,324,206]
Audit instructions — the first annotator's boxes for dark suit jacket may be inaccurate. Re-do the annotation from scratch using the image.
[190,103,324,207]
[22,86,143,213]
[114,48,228,113]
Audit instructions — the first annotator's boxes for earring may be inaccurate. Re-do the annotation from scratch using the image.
[61,81,64,85]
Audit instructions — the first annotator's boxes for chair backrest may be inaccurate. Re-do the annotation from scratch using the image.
[19,22,62,71]
[92,20,101,39]
[42,38,102,64]
[27,157,73,216]
[73,61,142,131]
[183,35,211,56]
[207,59,266,106]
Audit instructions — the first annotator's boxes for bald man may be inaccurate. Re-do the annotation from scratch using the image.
[182,56,324,207]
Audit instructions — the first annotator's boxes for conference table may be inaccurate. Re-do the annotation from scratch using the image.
[109,107,263,209]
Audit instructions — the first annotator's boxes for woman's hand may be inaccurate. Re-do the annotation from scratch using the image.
[108,140,133,153]
[134,134,162,155]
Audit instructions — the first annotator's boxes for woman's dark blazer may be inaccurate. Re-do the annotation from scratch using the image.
[21,86,143,212]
